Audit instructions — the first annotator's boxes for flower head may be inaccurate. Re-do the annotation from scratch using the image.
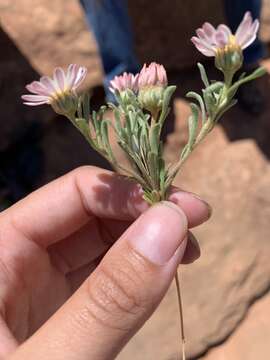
[191,12,259,57]
[22,64,87,114]
[138,62,168,89]
[109,72,139,94]
[137,63,168,114]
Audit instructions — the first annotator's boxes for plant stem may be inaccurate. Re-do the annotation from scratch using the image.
[175,270,186,360]
[151,195,186,360]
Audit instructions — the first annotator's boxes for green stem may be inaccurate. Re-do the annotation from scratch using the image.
[151,108,160,127]
[224,70,234,89]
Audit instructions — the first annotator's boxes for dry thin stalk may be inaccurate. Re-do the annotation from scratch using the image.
[175,270,186,360]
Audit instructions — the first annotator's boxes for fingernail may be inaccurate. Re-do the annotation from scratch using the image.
[128,201,188,265]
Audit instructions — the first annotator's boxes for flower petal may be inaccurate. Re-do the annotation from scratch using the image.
[73,66,87,89]
[237,18,259,49]
[54,67,66,91]
[66,64,78,88]
[217,24,232,38]
[215,30,228,47]
[40,76,57,94]
[235,11,252,43]
[191,37,216,56]
[21,94,50,102]
[26,81,51,96]
[22,101,49,106]
[21,94,49,106]
[202,22,216,39]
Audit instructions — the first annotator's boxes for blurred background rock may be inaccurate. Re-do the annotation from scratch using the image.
[1,0,270,359]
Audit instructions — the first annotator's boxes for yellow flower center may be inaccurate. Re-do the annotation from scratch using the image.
[216,34,241,56]
[49,90,71,104]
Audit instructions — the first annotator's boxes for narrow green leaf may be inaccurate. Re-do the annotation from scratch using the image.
[180,143,189,161]
[197,63,210,87]
[208,81,224,93]
[159,85,176,125]
[202,89,213,117]
[159,157,166,191]
[82,92,90,121]
[186,91,206,124]
[75,118,89,137]
[125,113,132,139]
[77,96,83,119]
[131,134,140,153]
[148,151,159,188]
[92,111,100,134]
[114,108,122,133]
[188,103,199,148]
[75,117,97,148]
[149,123,161,155]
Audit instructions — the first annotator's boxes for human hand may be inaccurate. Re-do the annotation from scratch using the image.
[0,166,211,360]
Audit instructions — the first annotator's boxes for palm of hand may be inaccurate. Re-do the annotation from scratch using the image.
[0,214,127,345]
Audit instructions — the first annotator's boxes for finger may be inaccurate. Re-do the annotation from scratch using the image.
[49,218,131,274]
[10,202,191,360]
[169,189,212,228]
[0,317,18,358]
[1,166,148,247]
[181,231,201,264]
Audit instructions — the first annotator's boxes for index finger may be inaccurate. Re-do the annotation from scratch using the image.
[0,166,211,248]
[1,166,147,247]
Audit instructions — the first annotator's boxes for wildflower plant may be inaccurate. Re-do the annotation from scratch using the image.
[23,13,265,205]
[22,12,266,358]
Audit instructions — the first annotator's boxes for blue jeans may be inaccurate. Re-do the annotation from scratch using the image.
[80,0,265,100]
[80,0,140,102]
[225,0,265,65]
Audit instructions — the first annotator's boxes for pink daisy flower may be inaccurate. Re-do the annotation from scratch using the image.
[109,72,139,94]
[191,11,259,57]
[22,64,87,106]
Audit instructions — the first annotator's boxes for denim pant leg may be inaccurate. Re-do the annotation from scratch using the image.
[80,0,140,101]
[224,0,265,65]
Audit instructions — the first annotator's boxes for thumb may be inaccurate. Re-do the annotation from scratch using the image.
[11,202,190,360]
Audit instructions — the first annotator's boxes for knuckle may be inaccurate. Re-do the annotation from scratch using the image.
[72,165,96,177]
[85,253,150,331]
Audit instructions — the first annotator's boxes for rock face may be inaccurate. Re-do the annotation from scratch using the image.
[201,292,270,360]
[261,0,270,42]
[118,127,270,359]
[0,0,103,89]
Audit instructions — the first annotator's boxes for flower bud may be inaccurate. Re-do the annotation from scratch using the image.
[109,72,139,105]
[138,63,168,113]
